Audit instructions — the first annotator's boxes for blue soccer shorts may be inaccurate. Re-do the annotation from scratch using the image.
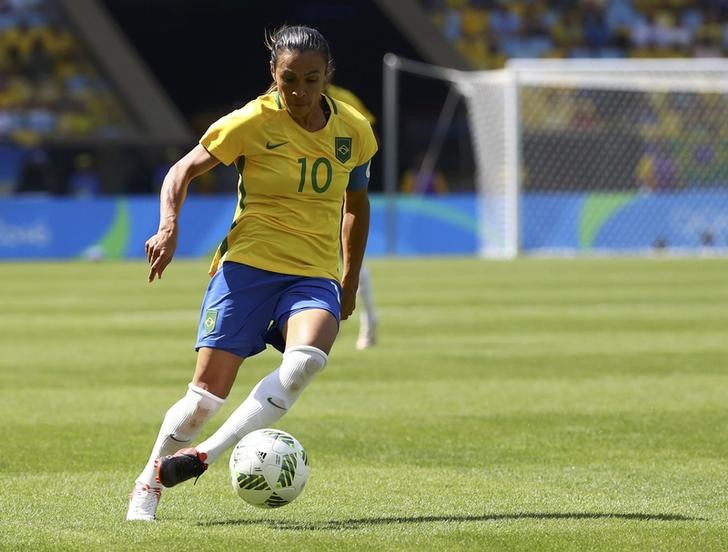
[195,261,341,358]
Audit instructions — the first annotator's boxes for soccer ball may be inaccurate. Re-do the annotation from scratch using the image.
[229,428,310,508]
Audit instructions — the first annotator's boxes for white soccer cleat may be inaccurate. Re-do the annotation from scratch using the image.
[356,322,377,350]
[126,482,161,521]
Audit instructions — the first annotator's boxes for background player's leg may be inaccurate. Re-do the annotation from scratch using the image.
[356,263,378,349]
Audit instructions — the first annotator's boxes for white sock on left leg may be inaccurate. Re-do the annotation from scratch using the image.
[198,346,327,464]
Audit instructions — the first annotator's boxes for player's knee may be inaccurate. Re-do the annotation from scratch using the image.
[279,346,328,393]
[170,383,225,442]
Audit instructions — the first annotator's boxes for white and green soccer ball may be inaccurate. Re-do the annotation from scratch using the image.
[229,428,310,508]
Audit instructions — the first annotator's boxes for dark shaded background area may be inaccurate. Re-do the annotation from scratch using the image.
[100,0,421,132]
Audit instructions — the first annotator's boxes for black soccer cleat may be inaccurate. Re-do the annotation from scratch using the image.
[154,448,208,488]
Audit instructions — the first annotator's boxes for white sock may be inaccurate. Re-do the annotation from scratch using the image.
[136,383,225,487]
[357,264,377,330]
[198,346,327,464]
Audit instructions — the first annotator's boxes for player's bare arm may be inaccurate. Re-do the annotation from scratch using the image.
[146,144,220,282]
[340,187,370,320]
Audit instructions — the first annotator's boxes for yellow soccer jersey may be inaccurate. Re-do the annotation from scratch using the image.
[201,92,378,280]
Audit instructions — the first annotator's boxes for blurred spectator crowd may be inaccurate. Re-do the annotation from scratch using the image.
[0,143,234,196]
[0,0,132,144]
[0,0,210,196]
[424,0,728,69]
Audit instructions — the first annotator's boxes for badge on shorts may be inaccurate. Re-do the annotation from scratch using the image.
[203,309,218,336]
[335,137,352,163]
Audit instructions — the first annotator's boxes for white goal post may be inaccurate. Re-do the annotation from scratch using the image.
[383,55,728,258]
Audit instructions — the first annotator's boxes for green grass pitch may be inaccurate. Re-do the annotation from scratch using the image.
[1,257,727,551]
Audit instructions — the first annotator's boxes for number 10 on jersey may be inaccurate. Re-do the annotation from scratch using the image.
[297,157,333,193]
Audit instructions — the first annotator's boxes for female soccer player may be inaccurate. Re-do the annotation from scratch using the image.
[126,25,377,521]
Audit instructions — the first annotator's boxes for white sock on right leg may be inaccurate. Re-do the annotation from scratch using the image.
[135,383,225,486]
[198,346,327,464]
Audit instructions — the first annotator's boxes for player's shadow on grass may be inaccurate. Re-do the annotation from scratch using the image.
[199,512,705,530]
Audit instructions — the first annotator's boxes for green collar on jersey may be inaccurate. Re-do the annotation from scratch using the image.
[273,91,337,115]
[323,93,338,114]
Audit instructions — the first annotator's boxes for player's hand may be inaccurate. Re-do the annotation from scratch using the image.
[339,277,359,321]
[145,229,177,283]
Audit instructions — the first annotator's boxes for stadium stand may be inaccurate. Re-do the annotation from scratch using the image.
[0,0,134,145]
[0,0,192,195]
[416,0,728,195]
[3,0,727,197]
[422,0,728,69]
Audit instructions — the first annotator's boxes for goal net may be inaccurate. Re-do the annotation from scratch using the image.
[384,56,728,257]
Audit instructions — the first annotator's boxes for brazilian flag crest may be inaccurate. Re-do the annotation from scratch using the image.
[335,137,352,163]
[203,309,218,336]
